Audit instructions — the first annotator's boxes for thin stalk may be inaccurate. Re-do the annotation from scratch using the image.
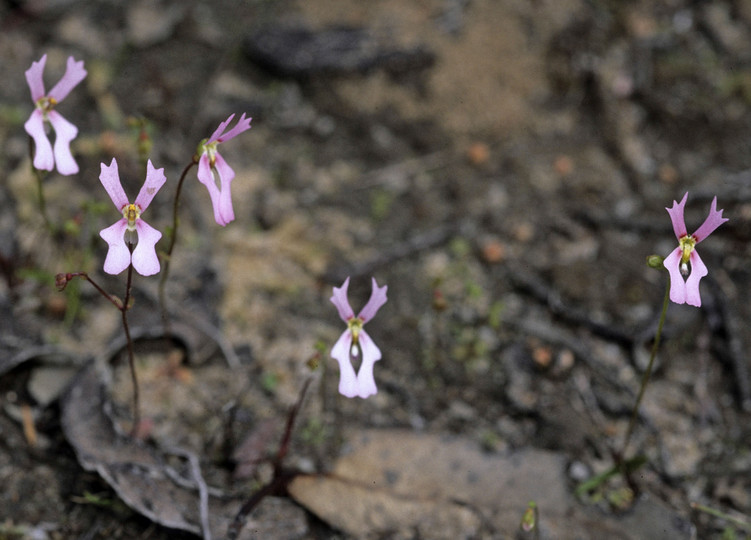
[58,272,122,309]
[121,258,140,436]
[691,502,751,532]
[227,377,313,540]
[621,280,671,456]
[57,264,142,436]
[274,377,313,473]
[29,137,53,232]
[159,159,197,327]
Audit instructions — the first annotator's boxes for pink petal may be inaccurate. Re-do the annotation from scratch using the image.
[330,277,355,321]
[100,220,131,275]
[206,114,236,144]
[663,247,686,305]
[355,330,381,398]
[331,330,358,398]
[135,160,166,211]
[197,153,229,226]
[213,153,236,225]
[47,56,86,103]
[358,278,388,322]
[47,111,79,175]
[24,110,54,171]
[216,113,252,142]
[99,159,129,210]
[25,54,47,102]
[665,192,688,240]
[692,197,728,243]
[132,219,162,276]
[685,251,708,307]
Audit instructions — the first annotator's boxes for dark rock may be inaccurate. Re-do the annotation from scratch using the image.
[244,24,435,79]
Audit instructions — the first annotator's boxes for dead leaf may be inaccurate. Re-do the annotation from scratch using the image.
[61,361,308,539]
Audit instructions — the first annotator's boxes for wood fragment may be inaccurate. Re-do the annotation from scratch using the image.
[21,404,37,447]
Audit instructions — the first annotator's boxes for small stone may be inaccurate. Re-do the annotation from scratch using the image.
[532,345,554,370]
[556,349,575,373]
[553,154,574,177]
[481,239,505,263]
[448,400,477,422]
[57,15,111,54]
[514,222,534,243]
[466,142,489,165]
[127,0,185,47]
[28,366,78,408]
[659,163,679,184]
[568,460,591,482]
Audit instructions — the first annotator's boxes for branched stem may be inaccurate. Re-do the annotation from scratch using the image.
[60,272,122,309]
[60,258,142,436]
[227,377,313,540]
[159,159,197,327]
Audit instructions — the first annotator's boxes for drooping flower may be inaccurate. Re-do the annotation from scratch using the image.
[99,159,166,276]
[23,54,87,175]
[663,192,727,307]
[196,113,252,226]
[330,277,388,399]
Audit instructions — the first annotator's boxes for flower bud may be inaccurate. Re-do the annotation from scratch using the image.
[55,273,70,291]
[519,501,537,532]
[646,254,664,269]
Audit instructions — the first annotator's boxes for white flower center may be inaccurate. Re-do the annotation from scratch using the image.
[678,235,696,277]
[347,317,364,359]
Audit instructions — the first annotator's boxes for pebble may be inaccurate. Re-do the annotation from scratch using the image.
[127,0,186,47]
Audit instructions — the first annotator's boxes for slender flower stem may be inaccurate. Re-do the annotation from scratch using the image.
[274,377,313,473]
[58,272,122,309]
[227,377,313,540]
[621,280,671,456]
[121,256,140,436]
[58,261,142,436]
[159,159,197,326]
[29,137,53,232]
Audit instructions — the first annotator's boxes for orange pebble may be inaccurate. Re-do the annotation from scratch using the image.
[467,142,490,165]
[554,154,574,177]
[481,241,505,263]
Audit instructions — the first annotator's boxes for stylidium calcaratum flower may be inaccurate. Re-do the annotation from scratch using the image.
[23,54,87,175]
[99,159,166,276]
[196,113,252,226]
[663,192,727,307]
[330,277,388,399]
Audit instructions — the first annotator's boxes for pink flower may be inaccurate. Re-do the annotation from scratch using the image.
[99,159,166,276]
[23,54,87,175]
[663,192,728,307]
[196,113,252,226]
[330,277,388,399]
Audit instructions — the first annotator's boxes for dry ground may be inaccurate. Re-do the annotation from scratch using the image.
[1,0,751,538]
